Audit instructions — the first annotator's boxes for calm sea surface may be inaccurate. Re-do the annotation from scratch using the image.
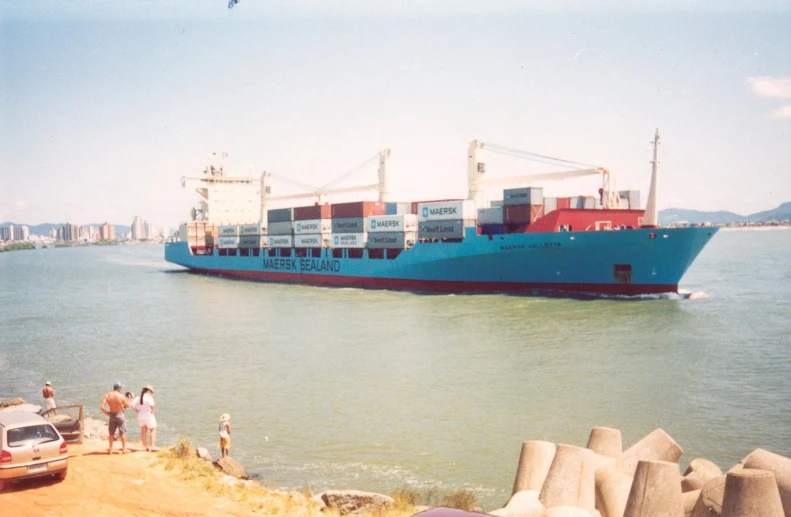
[1,228,790,508]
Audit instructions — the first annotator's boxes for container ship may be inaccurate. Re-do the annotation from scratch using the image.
[165,131,717,297]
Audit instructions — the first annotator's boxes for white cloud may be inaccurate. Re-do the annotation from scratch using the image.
[745,76,791,99]
[769,105,791,120]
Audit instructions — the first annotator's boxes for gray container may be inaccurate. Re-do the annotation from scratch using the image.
[268,221,293,235]
[503,187,543,206]
[418,220,473,239]
[570,196,584,209]
[239,224,267,236]
[294,234,331,248]
[239,235,265,248]
[583,196,597,209]
[367,232,417,249]
[619,190,641,209]
[331,217,365,233]
[267,208,293,223]
[543,197,558,212]
[396,202,413,215]
[218,225,239,236]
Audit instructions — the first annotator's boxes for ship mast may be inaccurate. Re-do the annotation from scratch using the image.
[642,129,660,228]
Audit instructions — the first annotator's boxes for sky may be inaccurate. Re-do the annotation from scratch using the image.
[1,0,789,228]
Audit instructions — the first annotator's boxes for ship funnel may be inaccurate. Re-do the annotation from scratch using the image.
[642,129,660,228]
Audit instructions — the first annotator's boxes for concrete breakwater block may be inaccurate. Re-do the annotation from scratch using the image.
[513,441,557,495]
[489,490,543,517]
[682,459,723,493]
[539,444,594,509]
[543,507,593,517]
[587,427,623,459]
[721,469,784,517]
[617,429,683,475]
[682,490,701,517]
[595,467,634,517]
[691,475,726,517]
[741,448,791,517]
[623,460,684,517]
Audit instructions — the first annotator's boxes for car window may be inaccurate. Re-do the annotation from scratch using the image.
[6,424,60,447]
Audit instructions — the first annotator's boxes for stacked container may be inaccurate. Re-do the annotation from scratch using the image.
[503,187,544,226]
[293,204,332,248]
[618,190,641,209]
[181,222,217,249]
[367,214,418,249]
[417,200,476,239]
[268,208,294,236]
[543,197,558,213]
[330,202,385,248]
[238,223,267,249]
[218,225,240,249]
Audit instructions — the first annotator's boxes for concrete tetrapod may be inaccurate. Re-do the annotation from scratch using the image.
[682,459,722,493]
[539,444,592,509]
[622,460,684,517]
[587,427,623,459]
[543,507,593,517]
[690,475,726,517]
[720,469,784,517]
[595,467,634,517]
[682,490,701,517]
[489,490,544,517]
[617,429,683,476]
[741,448,791,517]
[513,441,558,494]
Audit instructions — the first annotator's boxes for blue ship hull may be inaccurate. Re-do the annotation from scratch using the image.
[164,226,717,296]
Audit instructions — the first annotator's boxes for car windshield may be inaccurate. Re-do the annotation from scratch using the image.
[6,424,60,447]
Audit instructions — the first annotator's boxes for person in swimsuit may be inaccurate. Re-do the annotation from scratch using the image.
[219,414,231,458]
[42,381,56,414]
[101,382,130,454]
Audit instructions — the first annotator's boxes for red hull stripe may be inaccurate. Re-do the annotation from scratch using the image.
[190,268,677,296]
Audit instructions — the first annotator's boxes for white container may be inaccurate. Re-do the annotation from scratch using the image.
[543,197,558,212]
[218,236,239,248]
[367,232,417,249]
[267,235,293,248]
[503,187,543,206]
[331,233,367,248]
[294,233,331,248]
[367,214,418,233]
[294,219,332,235]
[417,200,477,222]
[239,224,267,236]
[238,235,265,248]
[477,207,504,225]
[218,225,239,237]
[583,196,597,209]
[268,221,293,235]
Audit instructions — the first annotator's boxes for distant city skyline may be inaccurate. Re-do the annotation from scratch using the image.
[1,1,789,228]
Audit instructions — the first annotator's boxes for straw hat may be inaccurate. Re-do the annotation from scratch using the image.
[45,381,52,386]
[220,413,231,422]
[144,385,155,393]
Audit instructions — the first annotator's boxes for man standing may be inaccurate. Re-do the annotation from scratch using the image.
[42,381,56,414]
[101,382,130,454]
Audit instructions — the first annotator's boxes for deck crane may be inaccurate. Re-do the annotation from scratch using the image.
[466,140,624,209]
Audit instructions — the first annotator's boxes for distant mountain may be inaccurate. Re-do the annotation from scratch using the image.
[0,222,132,236]
[659,202,791,225]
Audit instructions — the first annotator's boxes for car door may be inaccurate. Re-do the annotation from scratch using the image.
[41,405,83,444]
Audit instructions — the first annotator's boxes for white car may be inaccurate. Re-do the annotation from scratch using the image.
[0,411,68,491]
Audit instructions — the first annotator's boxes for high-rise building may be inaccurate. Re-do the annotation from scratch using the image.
[100,223,116,241]
[20,226,29,241]
[62,223,80,242]
[131,216,144,240]
[0,225,12,241]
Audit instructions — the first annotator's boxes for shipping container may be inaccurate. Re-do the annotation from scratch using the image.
[417,220,474,239]
[267,208,294,223]
[583,196,597,209]
[490,200,504,208]
[618,190,641,209]
[294,219,332,234]
[204,235,216,247]
[367,232,417,249]
[294,204,331,221]
[218,236,239,249]
[557,197,571,210]
[503,205,545,225]
[267,235,293,248]
[570,196,584,209]
[385,202,398,215]
[294,234,332,248]
[503,187,544,206]
[331,201,386,219]
[218,225,239,237]
[331,217,366,233]
[268,221,294,235]
[367,214,418,233]
[239,224,267,236]
[543,197,558,213]
[477,207,504,225]
[239,235,265,248]
[479,224,506,235]
[417,200,477,222]
[331,233,367,248]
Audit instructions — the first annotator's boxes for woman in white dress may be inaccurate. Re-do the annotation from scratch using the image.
[131,385,158,451]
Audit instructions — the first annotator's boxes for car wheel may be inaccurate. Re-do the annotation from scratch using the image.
[57,470,68,481]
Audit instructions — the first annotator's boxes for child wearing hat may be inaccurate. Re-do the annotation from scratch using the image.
[219,414,232,458]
